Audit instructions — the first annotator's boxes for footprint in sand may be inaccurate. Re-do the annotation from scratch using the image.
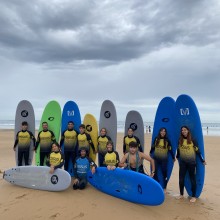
[72,212,84,219]
[16,193,27,199]
[50,213,60,218]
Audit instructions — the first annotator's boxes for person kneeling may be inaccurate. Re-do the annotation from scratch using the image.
[73,147,97,190]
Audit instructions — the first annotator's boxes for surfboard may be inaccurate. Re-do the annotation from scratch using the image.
[99,100,117,149]
[15,100,35,166]
[175,94,205,198]
[3,166,71,191]
[88,167,164,206]
[61,100,81,176]
[151,97,176,189]
[124,111,145,151]
[83,113,98,162]
[35,100,61,166]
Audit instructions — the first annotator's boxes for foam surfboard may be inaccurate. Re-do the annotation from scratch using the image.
[35,100,61,166]
[61,100,81,176]
[15,100,35,165]
[175,94,205,198]
[124,111,145,152]
[88,167,164,206]
[151,96,176,189]
[83,113,98,162]
[99,100,117,148]
[3,166,71,191]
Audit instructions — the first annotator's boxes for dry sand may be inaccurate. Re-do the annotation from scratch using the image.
[0,129,219,220]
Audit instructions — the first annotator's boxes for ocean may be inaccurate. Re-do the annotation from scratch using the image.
[0,120,220,136]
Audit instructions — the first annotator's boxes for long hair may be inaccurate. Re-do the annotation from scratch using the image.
[155,127,168,148]
[179,126,192,145]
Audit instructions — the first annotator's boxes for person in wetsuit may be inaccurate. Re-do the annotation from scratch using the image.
[150,127,175,192]
[102,140,119,170]
[77,124,95,156]
[13,121,36,166]
[97,128,112,166]
[119,141,155,177]
[123,128,143,154]
[176,126,206,203]
[35,122,56,166]
[46,142,64,174]
[60,121,78,171]
[73,147,97,190]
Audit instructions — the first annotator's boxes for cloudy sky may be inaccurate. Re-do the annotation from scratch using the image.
[0,0,219,123]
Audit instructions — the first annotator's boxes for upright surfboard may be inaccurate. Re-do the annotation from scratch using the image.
[88,167,164,206]
[61,100,81,176]
[99,100,117,148]
[3,166,71,191]
[83,113,98,162]
[35,100,61,166]
[15,100,35,165]
[175,94,205,198]
[124,111,145,151]
[151,97,176,188]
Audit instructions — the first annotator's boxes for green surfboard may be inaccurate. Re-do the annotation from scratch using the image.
[35,100,61,166]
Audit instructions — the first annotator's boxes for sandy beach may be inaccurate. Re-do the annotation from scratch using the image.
[0,130,219,220]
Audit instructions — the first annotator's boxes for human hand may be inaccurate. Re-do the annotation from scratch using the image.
[49,166,55,174]
[73,178,79,184]
[91,166,96,174]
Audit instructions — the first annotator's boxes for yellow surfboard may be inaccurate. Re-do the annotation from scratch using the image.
[83,113,98,162]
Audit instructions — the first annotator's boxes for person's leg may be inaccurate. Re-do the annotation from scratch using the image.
[79,178,88,189]
[24,150,30,165]
[178,161,187,198]
[161,160,168,190]
[40,152,47,166]
[187,163,197,202]
[64,151,70,171]
[153,159,159,182]
[98,153,104,167]
[18,149,23,166]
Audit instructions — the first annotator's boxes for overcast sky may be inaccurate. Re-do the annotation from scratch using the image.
[0,0,219,123]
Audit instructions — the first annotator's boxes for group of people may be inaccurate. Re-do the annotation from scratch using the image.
[13,120,206,203]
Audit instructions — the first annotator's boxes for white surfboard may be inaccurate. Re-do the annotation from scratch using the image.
[3,166,71,191]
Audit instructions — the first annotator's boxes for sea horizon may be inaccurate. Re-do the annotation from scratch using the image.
[0,119,220,136]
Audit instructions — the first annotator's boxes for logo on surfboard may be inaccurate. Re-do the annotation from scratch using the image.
[51,175,58,184]
[67,111,74,116]
[104,111,111,118]
[86,125,92,132]
[21,110,28,117]
[48,117,55,121]
[130,123,137,131]
[180,108,189,115]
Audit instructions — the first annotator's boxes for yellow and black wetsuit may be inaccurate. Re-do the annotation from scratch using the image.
[97,135,111,166]
[104,151,119,167]
[150,137,174,189]
[14,130,36,166]
[35,129,56,166]
[46,150,64,169]
[60,129,78,171]
[177,138,205,197]
[77,132,95,155]
[123,135,142,154]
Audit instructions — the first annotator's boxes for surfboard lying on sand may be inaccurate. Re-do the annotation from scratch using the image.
[175,94,205,198]
[15,100,35,166]
[88,167,164,206]
[3,166,71,191]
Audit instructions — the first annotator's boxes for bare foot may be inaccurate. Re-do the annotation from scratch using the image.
[164,189,168,194]
[190,197,196,203]
[176,195,184,200]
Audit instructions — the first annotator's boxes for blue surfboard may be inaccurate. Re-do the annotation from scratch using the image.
[61,101,81,176]
[175,94,205,198]
[88,167,164,206]
[151,97,176,189]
